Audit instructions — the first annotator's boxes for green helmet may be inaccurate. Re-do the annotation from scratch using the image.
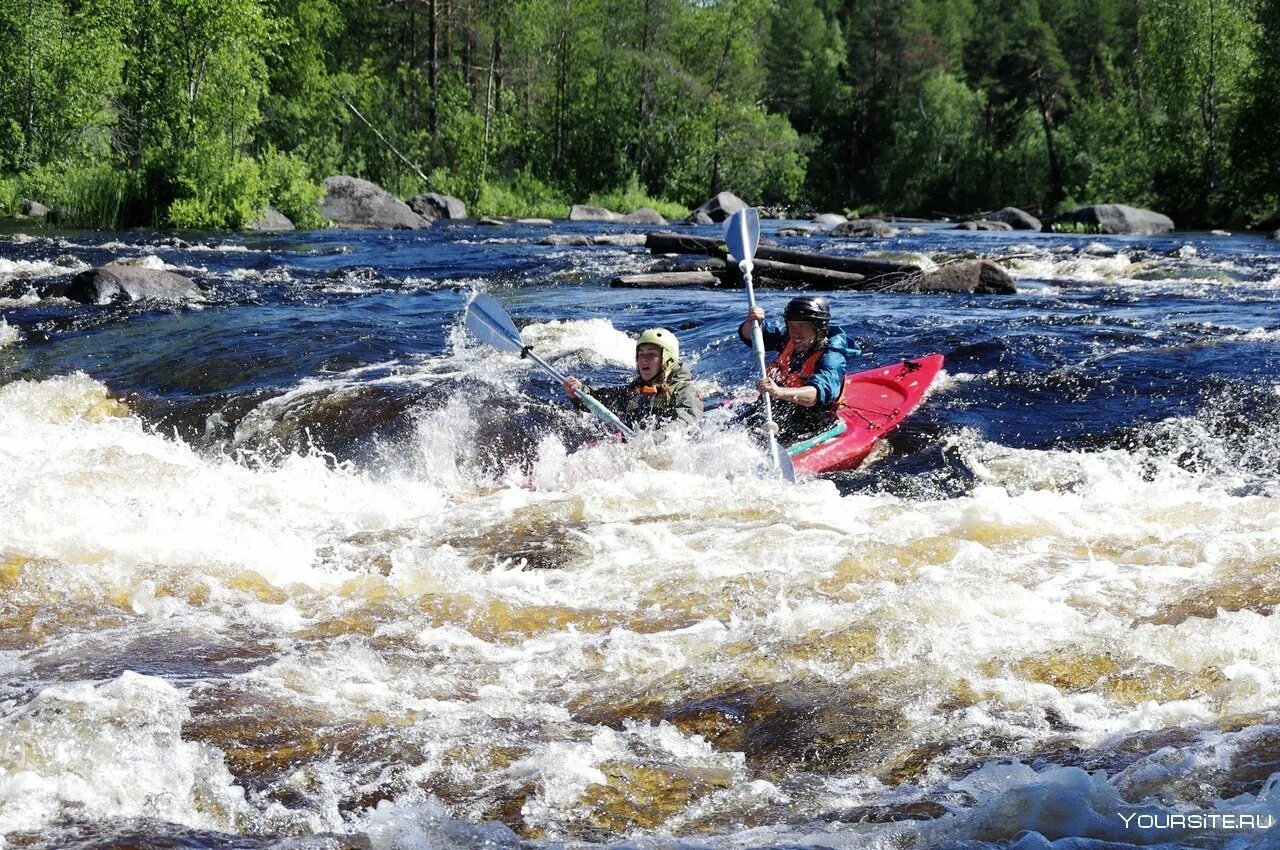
[636,327,679,372]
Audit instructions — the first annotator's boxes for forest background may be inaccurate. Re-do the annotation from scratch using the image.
[1,0,1277,230]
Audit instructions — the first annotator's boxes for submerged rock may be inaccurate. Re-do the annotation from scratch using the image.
[320,175,427,229]
[954,220,1014,231]
[832,218,899,238]
[65,264,202,305]
[1050,203,1174,235]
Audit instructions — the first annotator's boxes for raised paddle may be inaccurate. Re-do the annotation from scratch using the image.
[464,292,637,441]
[724,209,795,483]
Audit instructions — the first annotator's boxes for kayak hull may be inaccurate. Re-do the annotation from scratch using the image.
[789,353,945,475]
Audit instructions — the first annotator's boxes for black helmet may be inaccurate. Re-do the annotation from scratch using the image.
[784,296,830,327]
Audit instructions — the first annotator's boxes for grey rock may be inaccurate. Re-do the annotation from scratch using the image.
[592,233,647,247]
[408,192,467,220]
[320,176,427,229]
[517,218,554,225]
[66,264,202,305]
[911,260,1016,294]
[569,204,623,222]
[685,191,746,224]
[906,227,928,236]
[243,207,294,232]
[1209,229,1231,237]
[476,216,505,226]
[1081,242,1118,257]
[987,206,1042,230]
[541,234,595,246]
[1271,229,1280,240]
[954,220,1014,231]
[1050,203,1174,235]
[778,227,818,237]
[684,210,715,225]
[19,199,48,218]
[647,255,727,273]
[813,213,847,226]
[624,207,667,225]
[832,218,900,238]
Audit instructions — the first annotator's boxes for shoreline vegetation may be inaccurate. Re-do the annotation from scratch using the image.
[1,0,1277,232]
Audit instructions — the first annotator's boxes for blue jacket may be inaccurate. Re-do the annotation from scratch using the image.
[749,321,858,408]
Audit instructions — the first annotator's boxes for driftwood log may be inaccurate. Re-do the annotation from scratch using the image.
[627,230,1016,294]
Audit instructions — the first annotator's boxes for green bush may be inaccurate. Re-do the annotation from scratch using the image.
[258,147,326,229]
[587,175,689,220]
[469,169,569,218]
[10,162,133,227]
[0,177,17,217]
[166,146,265,230]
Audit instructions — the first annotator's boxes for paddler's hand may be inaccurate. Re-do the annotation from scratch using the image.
[746,306,764,325]
[563,376,584,398]
[756,376,780,397]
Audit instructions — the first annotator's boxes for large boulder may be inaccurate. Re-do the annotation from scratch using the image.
[243,207,294,232]
[66,264,202,305]
[569,204,623,222]
[685,191,746,224]
[911,260,1016,294]
[1049,203,1174,235]
[19,199,48,218]
[987,207,1041,230]
[832,219,900,238]
[813,213,847,226]
[409,192,467,220]
[625,207,667,225]
[319,176,427,229]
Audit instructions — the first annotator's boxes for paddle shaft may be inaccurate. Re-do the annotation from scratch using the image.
[522,347,637,441]
[740,259,787,471]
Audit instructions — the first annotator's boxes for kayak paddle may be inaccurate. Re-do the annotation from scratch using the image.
[725,208,795,483]
[464,292,637,441]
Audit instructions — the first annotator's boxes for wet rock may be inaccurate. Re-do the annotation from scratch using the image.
[592,233,647,246]
[910,260,1016,294]
[987,206,1042,230]
[541,234,595,246]
[409,191,467,220]
[954,220,1014,231]
[624,207,667,225]
[1271,229,1280,239]
[825,800,949,823]
[569,204,623,222]
[542,233,647,247]
[778,226,818,237]
[646,255,727,273]
[684,210,715,225]
[685,191,746,224]
[65,263,202,305]
[576,684,903,778]
[1081,242,1118,256]
[476,216,506,226]
[574,761,734,833]
[906,227,928,236]
[517,218,553,225]
[813,213,847,226]
[243,206,294,232]
[1049,203,1174,235]
[320,175,427,229]
[832,218,899,238]
[1209,229,1231,236]
[19,198,48,218]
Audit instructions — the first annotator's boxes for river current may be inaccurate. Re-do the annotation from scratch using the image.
[1,219,1279,850]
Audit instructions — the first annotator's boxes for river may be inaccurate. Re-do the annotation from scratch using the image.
[1,218,1278,850]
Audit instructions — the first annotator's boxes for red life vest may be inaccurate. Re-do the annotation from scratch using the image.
[767,337,844,406]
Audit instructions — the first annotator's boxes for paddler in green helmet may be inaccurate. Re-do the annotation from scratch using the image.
[562,327,703,428]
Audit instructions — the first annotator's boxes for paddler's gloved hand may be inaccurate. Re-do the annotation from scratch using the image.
[756,376,780,397]
[563,376,584,398]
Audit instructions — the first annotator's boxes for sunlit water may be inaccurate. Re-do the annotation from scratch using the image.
[2,219,1279,850]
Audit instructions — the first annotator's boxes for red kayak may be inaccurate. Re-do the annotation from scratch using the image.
[788,354,945,475]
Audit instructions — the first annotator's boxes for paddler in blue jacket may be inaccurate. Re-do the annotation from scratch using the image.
[737,296,858,443]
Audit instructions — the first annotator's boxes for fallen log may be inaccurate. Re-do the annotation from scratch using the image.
[734,259,865,289]
[644,231,920,279]
[611,271,726,289]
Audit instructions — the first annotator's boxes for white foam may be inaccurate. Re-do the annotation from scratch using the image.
[0,320,18,349]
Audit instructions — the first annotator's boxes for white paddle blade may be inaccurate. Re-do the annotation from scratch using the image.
[465,292,525,353]
[724,208,761,264]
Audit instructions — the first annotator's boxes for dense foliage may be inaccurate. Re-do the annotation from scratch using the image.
[0,0,1276,228]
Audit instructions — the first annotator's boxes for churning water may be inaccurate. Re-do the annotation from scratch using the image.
[2,219,1279,850]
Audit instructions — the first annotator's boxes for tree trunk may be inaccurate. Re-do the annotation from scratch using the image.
[428,0,438,136]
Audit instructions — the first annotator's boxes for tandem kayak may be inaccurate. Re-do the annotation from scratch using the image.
[787,353,945,475]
